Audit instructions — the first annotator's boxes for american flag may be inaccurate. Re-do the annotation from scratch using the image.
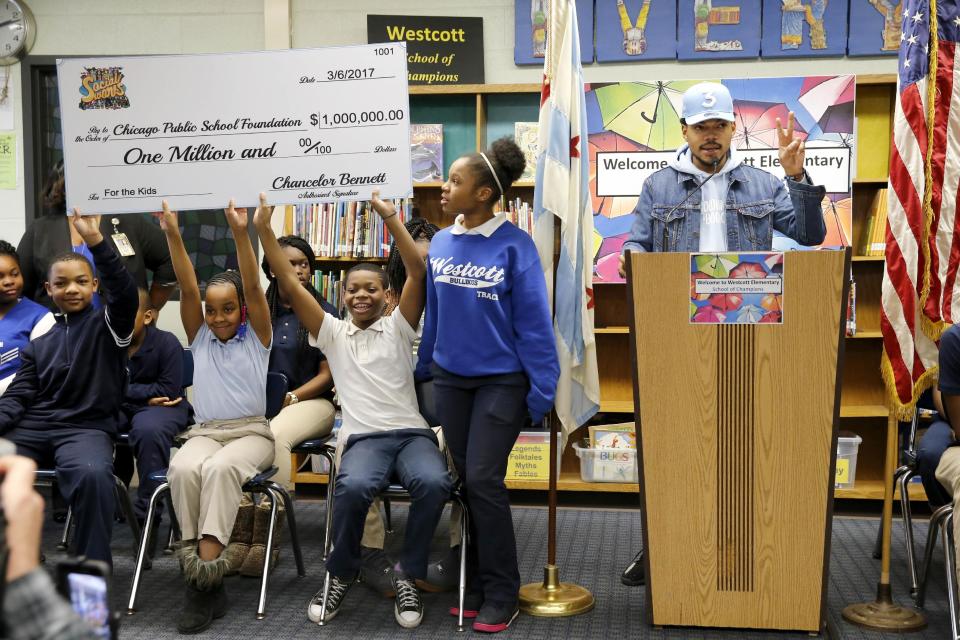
[532,0,600,440]
[881,0,957,417]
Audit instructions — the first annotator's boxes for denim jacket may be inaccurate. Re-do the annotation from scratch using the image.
[621,162,827,253]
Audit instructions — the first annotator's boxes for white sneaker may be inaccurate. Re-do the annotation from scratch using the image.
[393,576,423,628]
[307,574,354,623]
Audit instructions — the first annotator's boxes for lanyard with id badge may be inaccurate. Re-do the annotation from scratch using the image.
[110,218,136,257]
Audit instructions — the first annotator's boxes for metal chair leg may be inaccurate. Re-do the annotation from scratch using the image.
[317,570,332,626]
[899,470,920,597]
[268,482,305,577]
[942,512,960,640]
[255,490,279,620]
[874,464,911,559]
[163,526,176,555]
[57,507,73,551]
[455,494,468,632]
[127,482,170,615]
[383,497,393,534]
[918,504,952,608]
[114,475,141,553]
[322,453,336,562]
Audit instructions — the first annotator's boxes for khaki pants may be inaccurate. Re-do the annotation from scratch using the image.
[271,397,336,490]
[936,446,960,583]
[169,418,275,546]
[358,427,462,549]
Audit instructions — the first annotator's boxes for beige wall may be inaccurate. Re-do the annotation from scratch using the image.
[1,0,898,340]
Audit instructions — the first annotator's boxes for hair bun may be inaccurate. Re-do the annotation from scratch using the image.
[488,137,526,185]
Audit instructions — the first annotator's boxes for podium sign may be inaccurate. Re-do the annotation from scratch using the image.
[626,249,849,632]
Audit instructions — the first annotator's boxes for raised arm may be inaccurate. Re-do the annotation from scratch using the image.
[252,193,325,338]
[155,202,203,344]
[224,200,271,348]
[369,191,425,330]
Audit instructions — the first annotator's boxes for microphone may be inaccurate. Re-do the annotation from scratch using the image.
[660,158,720,251]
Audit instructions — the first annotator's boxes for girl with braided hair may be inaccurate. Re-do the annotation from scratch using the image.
[0,240,54,395]
[156,200,274,634]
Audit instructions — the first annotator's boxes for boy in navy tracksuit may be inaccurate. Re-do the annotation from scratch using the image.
[0,214,138,566]
[117,288,190,522]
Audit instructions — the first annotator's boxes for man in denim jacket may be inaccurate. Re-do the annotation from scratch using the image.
[618,82,826,277]
[617,83,827,586]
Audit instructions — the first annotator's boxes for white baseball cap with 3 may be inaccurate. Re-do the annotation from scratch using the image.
[681,82,735,125]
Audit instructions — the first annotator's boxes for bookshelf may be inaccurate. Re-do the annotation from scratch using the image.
[293,77,910,501]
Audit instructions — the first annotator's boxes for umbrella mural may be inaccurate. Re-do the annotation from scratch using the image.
[690,271,711,300]
[593,80,701,149]
[736,304,765,323]
[761,293,782,312]
[760,310,783,323]
[730,261,767,279]
[821,195,852,247]
[763,253,784,273]
[588,131,646,218]
[733,100,807,149]
[708,293,744,311]
[694,254,738,278]
[694,306,726,323]
[798,75,855,136]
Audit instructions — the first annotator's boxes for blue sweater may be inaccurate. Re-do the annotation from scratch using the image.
[0,240,139,435]
[0,297,51,384]
[418,222,559,423]
[124,324,185,408]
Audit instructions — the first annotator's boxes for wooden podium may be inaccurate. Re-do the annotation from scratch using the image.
[626,249,850,633]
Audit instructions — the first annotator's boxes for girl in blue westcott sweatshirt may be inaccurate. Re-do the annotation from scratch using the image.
[418,137,559,633]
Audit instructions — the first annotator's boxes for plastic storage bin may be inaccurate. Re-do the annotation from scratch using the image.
[835,434,863,489]
[573,441,638,483]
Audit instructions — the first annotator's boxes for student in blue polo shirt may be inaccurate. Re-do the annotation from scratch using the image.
[0,240,54,395]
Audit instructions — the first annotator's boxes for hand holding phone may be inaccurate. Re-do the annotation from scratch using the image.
[57,558,117,640]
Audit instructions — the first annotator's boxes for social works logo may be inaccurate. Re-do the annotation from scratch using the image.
[78,66,130,110]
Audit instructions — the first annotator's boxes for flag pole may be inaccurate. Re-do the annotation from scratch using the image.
[841,413,925,631]
[518,221,594,618]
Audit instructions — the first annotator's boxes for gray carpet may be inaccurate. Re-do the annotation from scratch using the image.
[40,500,954,639]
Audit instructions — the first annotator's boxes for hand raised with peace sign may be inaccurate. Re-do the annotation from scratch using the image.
[776,112,805,179]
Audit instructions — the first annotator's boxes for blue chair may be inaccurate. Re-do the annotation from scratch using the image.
[127,371,305,620]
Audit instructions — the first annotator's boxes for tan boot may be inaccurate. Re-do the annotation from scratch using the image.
[239,501,284,577]
[222,496,255,576]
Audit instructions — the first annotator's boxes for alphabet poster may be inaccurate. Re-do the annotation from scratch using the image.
[595,0,678,62]
[515,0,595,64]
[677,0,762,60]
[847,0,901,56]
[760,0,849,58]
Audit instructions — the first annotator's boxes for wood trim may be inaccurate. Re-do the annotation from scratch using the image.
[476,93,486,150]
[855,73,896,85]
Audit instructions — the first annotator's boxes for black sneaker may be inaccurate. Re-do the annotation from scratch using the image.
[360,546,395,597]
[307,574,354,623]
[393,576,424,628]
[448,590,483,619]
[620,549,645,586]
[473,600,519,633]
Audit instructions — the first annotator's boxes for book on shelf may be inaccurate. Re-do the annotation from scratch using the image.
[494,197,534,236]
[312,269,346,313]
[514,122,539,182]
[863,188,888,257]
[846,274,856,337]
[410,124,443,183]
[293,200,408,260]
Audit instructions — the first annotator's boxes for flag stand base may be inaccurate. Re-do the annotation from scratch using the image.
[519,565,594,617]
[841,583,926,632]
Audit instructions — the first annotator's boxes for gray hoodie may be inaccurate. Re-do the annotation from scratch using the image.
[669,144,743,252]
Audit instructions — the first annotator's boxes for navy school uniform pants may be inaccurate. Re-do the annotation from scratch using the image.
[115,404,188,520]
[917,419,955,508]
[327,429,451,580]
[8,426,115,566]
[431,365,529,606]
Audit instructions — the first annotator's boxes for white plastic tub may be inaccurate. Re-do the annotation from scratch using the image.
[573,442,638,483]
[835,434,863,489]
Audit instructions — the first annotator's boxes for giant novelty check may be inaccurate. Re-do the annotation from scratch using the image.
[57,44,412,215]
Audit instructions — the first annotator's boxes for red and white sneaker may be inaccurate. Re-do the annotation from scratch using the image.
[448,591,483,619]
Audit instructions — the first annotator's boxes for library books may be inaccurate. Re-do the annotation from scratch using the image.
[410,124,443,183]
[495,197,534,236]
[515,122,539,182]
[846,274,856,337]
[861,188,888,257]
[292,200,408,260]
